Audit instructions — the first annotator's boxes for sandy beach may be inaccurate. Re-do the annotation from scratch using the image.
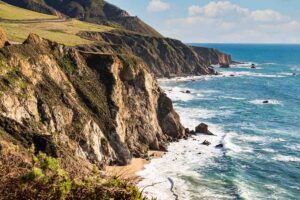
[105,151,165,182]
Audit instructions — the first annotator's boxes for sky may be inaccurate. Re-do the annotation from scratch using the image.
[107,0,300,43]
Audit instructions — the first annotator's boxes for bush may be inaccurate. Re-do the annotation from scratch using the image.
[21,167,44,182]
[1,146,148,200]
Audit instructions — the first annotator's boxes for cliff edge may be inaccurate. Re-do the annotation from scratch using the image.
[78,31,233,77]
[0,32,185,171]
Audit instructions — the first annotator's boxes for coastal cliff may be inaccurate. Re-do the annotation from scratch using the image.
[0,1,235,198]
[192,46,233,67]
[0,32,184,169]
[1,0,233,77]
[78,31,232,77]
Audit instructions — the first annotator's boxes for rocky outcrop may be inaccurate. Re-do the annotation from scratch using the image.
[0,26,8,48]
[77,31,227,77]
[0,34,185,170]
[195,123,214,135]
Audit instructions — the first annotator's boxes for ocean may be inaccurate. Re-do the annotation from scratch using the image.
[137,44,300,200]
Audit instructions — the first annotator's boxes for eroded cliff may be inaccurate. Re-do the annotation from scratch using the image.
[192,46,233,67]
[78,31,232,77]
[0,33,184,173]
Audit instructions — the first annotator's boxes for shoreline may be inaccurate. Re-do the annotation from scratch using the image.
[104,151,165,183]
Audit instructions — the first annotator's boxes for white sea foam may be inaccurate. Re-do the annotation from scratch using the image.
[158,75,211,83]
[290,66,300,72]
[220,96,246,100]
[160,84,221,103]
[272,138,286,142]
[285,144,300,151]
[238,135,267,143]
[161,86,206,102]
[220,71,286,78]
[236,180,259,200]
[224,132,253,154]
[278,72,296,76]
[272,155,300,162]
[231,62,263,69]
[249,99,283,105]
[137,131,225,199]
[261,62,278,65]
[137,103,228,199]
[175,106,233,123]
[262,148,276,153]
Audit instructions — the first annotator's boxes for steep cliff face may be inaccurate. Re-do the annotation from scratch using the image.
[2,0,162,37]
[78,31,232,77]
[0,33,184,170]
[192,46,233,66]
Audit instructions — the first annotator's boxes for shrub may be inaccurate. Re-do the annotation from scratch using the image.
[1,146,148,200]
[21,167,44,182]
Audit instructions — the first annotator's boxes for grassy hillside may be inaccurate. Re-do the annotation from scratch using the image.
[0,1,57,20]
[0,1,115,46]
[2,0,162,37]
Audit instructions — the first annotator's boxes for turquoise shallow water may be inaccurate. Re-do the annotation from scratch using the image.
[138,44,300,200]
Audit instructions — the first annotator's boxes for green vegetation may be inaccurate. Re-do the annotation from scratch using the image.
[0,140,147,200]
[58,56,77,74]
[0,19,114,46]
[0,1,57,20]
[20,152,73,199]
[0,59,27,91]
[0,2,115,46]
[21,167,44,182]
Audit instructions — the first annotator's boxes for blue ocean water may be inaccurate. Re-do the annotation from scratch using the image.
[138,44,300,200]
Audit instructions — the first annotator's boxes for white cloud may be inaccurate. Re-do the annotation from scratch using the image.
[147,0,170,12]
[162,1,300,43]
[188,5,202,16]
[190,1,249,18]
[250,9,287,22]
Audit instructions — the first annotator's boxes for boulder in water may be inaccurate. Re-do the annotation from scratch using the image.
[202,140,211,146]
[215,144,224,148]
[220,64,230,68]
[195,123,214,135]
[185,128,190,135]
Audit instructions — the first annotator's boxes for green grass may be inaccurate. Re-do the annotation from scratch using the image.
[0,19,114,46]
[0,1,58,20]
[0,1,115,46]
